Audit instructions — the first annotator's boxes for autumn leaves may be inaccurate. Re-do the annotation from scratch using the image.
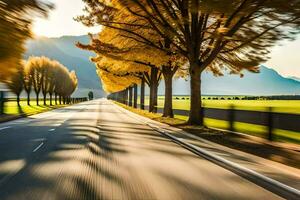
[77,0,300,125]
[0,0,52,82]
[6,57,78,106]
[0,1,78,107]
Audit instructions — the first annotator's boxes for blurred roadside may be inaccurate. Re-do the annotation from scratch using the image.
[114,101,300,190]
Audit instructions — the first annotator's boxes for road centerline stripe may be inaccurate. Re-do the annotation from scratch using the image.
[33,142,44,152]
[0,126,11,131]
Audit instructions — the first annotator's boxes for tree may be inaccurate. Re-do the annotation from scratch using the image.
[41,62,51,105]
[161,55,187,117]
[76,26,182,115]
[6,66,24,106]
[27,57,50,105]
[23,61,33,105]
[25,56,78,106]
[53,63,78,104]
[0,0,52,82]
[76,31,156,110]
[54,66,69,104]
[48,61,60,106]
[68,71,78,101]
[88,91,94,100]
[78,0,300,125]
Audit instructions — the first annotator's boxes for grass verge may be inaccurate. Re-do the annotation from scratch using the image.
[0,100,67,123]
[114,101,300,169]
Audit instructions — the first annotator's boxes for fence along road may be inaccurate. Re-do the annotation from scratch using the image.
[138,104,300,140]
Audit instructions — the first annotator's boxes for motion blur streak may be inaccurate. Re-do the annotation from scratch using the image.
[0,99,281,200]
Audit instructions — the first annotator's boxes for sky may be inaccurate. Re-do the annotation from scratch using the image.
[33,0,99,37]
[33,0,300,78]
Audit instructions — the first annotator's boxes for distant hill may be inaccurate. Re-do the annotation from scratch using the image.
[25,35,104,98]
[25,35,300,96]
[158,66,300,96]
[289,76,300,83]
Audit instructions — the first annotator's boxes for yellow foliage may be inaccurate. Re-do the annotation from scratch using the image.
[0,57,22,82]
[98,70,140,93]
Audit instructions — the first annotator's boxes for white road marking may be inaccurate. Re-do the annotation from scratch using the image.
[33,142,44,152]
[0,127,11,131]
[48,129,55,132]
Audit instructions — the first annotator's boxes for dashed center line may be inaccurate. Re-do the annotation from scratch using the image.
[33,142,44,152]
[0,126,11,131]
[48,129,56,132]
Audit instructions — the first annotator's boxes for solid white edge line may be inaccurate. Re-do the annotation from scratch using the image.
[33,142,44,152]
[0,126,11,131]
[159,129,300,198]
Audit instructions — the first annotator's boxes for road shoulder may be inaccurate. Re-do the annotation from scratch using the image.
[111,101,300,192]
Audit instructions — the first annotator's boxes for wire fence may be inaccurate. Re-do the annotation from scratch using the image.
[112,96,300,142]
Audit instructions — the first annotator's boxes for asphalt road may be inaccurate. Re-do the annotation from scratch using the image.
[0,99,282,200]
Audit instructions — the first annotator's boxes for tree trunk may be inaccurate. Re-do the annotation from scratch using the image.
[124,88,128,105]
[153,85,158,113]
[17,94,20,107]
[27,92,30,106]
[149,67,159,113]
[43,93,47,105]
[140,78,145,110]
[59,96,62,105]
[116,92,119,102]
[55,94,57,105]
[149,86,154,112]
[188,65,203,125]
[36,93,39,106]
[50,94,53,106]
[162,69,174,118]
[121,91,125,104]
[133,84,138,108]
[128,86,133,107]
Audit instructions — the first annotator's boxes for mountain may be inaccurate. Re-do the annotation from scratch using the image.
[158,66,300,96]
[25,35,104,97]
[289,76,300,83]
[25,35,300,96]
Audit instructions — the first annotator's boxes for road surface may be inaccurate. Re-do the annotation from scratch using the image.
[0,99,282,200]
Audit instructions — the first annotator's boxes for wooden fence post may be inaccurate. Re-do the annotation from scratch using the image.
[0,91,4,115]
[229,105,235,132]
[267,107,273,141]
[200,104,204,126]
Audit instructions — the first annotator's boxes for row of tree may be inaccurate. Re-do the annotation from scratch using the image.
[76,0,300,125]
[6,56,78,106]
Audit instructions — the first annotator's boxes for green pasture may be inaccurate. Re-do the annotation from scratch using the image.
[141,96,300,114]
[138,96,300,144]
[2,100,66,117]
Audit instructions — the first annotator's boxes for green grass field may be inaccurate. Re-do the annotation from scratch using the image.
[138,96,300,144]
[150,96,300,114]
[1,100,66,119]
